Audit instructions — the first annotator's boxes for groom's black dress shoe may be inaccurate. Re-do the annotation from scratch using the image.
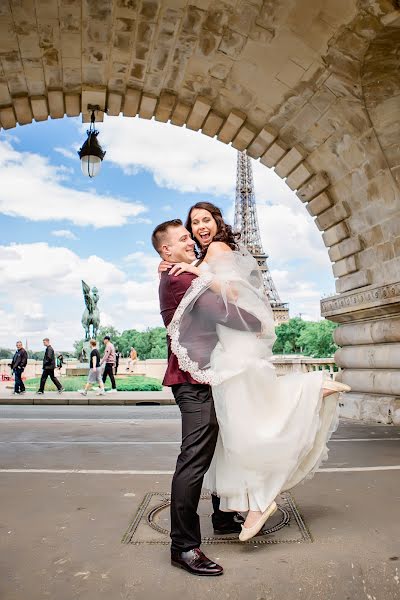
[213,512,244,535]
[171,548,223,576]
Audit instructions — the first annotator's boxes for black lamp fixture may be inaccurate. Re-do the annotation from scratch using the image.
[77,104,106,178]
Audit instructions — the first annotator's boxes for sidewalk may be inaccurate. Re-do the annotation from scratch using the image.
[0,385,174,405]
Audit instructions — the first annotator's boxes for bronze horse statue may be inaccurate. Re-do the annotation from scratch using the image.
[81,280,100,341]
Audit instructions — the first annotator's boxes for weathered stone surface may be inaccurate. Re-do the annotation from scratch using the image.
[322,222,349,247]
[339,392,400,425]
[170,100,191,126]
[31,96,49,121]
[154,91,176,122]
[13,96,33,125]
[107,91,123,116]
[339,368,400,397]
[306,192,333,216]
[285,162,313,190]
[201,110,224,137]
[247,126,276,159]
[335,269,371,294]
[0,106,16,129]
[48,90,64,118]
[65,94,80,117]
[217,109,246,144]
[334,316,400,346]
[275,146,307,178]
[231,123,257,151]
[123,88,141,117]
[139,93,157,119]
[332,254,358,278]
[328,236,362,262]
[186,96,211,130]
[297,172,330,202]
[260,139,287,168]
[336,343,400,370]
[315,203,349,232]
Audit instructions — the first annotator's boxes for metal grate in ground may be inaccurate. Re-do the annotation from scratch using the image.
[122,492,312,545]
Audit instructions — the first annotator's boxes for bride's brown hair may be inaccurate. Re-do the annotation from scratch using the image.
[185,201,240,259]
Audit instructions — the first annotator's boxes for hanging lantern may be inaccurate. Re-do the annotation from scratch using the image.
[77,107,106,178]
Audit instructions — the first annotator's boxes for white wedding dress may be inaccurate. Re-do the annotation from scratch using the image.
[168,248,339,512]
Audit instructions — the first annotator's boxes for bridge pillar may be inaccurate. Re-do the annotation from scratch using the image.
[321,283,400,424]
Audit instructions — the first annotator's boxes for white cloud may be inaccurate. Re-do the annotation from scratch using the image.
[0,139,148,228]
[99,116,331,266]
[98,116,334,301]
[54,147,76,160]
[257,203,330,270]
[98,116,236,196]
[0,241,162,348]
[162,204,173,212]
[271,269,325,321]
[51,229,78,240]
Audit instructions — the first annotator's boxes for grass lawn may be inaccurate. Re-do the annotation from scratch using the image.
[24,375,163,392]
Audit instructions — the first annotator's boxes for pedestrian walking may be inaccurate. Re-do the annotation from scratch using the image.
[115,349,121,374]
[10,341,28,395]
[128,346,137,372]
[101,335,117,392]
[36,338,64,394]
[78,339,105,396]
[56,353,64,370]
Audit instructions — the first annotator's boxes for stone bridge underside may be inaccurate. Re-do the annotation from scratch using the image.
[1,0,400,423]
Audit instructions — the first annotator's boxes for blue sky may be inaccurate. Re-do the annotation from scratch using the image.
[0,115,335,350]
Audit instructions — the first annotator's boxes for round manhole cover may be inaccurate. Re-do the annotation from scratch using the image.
[147,494,290,542]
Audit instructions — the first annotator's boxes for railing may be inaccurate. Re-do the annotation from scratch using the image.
[0,356,339,383]
[271,355,338,377]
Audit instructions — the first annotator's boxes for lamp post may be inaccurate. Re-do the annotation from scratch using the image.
[78,105,106,178]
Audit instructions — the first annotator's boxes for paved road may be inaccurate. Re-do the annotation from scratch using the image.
[1,407,399,600]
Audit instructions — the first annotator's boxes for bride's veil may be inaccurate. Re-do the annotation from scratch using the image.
[167,245,277,385]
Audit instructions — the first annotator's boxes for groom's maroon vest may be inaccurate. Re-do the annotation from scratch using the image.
[159,270,261,386]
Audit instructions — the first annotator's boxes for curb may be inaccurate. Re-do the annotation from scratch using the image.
[0,391,175,406]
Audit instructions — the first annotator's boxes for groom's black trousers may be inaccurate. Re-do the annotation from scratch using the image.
[171,383,219,552]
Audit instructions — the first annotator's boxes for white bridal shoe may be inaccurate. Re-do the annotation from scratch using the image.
[239,501,277,542]
[322,378,351,393]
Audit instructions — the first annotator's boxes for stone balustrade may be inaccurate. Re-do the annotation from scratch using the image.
[0,355,338,382]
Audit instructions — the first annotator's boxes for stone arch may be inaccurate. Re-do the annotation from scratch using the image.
[1,0,400,422]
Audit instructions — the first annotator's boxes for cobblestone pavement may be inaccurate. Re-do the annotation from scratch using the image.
[0,406,399,600]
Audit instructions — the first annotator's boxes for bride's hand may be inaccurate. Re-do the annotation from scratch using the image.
[169,262,200,277]
[158,260,173,277]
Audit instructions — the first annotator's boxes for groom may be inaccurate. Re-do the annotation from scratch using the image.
[152,219,261,576]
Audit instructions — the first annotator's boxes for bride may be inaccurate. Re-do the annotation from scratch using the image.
[163,201,350,542]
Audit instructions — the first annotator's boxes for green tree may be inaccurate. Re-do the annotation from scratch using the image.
[73,326,168,362]
[273,318,338,358]
[297,320,338,357]
[73,339,85,359]
[0,348,13,359]
[273,318,307,354]
[96,325,121,354]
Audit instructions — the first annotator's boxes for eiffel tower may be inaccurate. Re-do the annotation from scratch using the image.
[234,150,289,324]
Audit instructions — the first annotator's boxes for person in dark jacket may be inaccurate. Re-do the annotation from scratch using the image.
[36,338,64,394]
[10,341,28,394]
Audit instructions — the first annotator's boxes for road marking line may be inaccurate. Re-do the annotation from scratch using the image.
[0,441,180,445]
[0,469,175,475]
[1,466,400,475]
[1,438,399,445]
[331,438,400,442]
[319,465,400,472]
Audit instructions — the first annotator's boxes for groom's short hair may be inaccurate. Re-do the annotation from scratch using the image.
[151,219,183,254]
